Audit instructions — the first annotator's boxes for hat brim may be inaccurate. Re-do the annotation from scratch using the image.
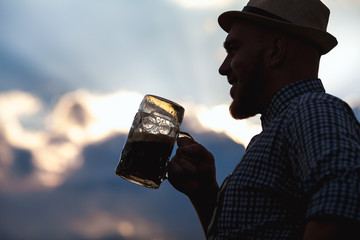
[218,11,338,55]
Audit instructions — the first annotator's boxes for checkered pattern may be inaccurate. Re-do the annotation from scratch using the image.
[212,79,360,239]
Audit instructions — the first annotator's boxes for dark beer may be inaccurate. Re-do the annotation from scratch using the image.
[115,132,175,188]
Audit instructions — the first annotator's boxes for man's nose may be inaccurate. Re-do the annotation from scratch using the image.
[219,56,230,76]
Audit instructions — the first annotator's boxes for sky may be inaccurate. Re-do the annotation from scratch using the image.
[0,0,359,239]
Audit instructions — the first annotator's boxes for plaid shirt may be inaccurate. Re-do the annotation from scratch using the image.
[209,79,360,239]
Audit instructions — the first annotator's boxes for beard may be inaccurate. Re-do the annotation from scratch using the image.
[229,58,266,120]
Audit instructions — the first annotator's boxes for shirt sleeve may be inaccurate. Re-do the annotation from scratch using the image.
[286,94,360,222]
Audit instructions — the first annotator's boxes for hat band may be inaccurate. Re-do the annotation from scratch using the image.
[242,6,290,23]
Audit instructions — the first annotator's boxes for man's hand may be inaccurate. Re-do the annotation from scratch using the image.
[168,136,218,198]
[168,136,219,234]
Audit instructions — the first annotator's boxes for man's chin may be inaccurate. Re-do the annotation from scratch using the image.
[229,103,257,120]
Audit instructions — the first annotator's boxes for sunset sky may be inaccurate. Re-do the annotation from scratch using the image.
[0,0,359,239]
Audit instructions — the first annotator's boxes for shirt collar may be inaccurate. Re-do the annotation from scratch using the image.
[260,79,325,129]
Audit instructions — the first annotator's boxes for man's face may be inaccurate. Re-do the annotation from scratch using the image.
[219,21,270,120]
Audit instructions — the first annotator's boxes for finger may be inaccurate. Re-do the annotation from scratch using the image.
[169,156,197,175]
[175,146,199,165]
[177,135,196,147]
[168,159,182,176]
[178,131,194,141]
[177,142,213,161]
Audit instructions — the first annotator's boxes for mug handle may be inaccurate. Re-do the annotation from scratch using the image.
[164,131,194,180]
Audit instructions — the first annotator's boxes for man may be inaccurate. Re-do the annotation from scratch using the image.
[168,0,360,239]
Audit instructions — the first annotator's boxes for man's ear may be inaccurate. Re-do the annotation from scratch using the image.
[268,35,287,68]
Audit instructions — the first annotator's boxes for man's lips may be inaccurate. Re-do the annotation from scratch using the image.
[230,85,235,98]
[228,78,237,85]
[228,77,237,98]
[230,83,238,99]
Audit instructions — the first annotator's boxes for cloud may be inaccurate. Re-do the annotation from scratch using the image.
[195,104,261,146]
[1,89,355,239]
[0,91,51,190]
[47,90,143,144]
[0,89,260,191]
[4,88,358,192]
[3,86,358,193]
[0,90,143,190]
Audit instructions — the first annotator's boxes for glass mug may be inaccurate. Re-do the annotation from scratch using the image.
[115,94,191,189]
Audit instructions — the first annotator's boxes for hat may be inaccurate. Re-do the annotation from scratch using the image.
[218,0,337,54]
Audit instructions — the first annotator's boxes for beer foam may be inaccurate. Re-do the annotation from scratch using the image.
[128,131,175,144]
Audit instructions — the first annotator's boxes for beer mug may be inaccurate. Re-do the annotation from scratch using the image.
[115,95,191,189]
